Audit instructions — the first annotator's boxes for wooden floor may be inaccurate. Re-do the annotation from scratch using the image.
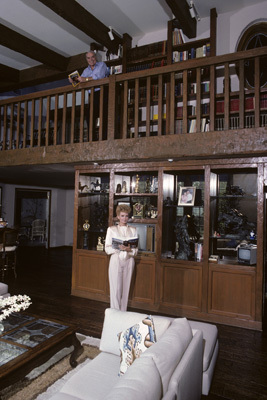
[5,246,267,400]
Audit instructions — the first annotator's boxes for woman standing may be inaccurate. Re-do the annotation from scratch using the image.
[105,204,138,311]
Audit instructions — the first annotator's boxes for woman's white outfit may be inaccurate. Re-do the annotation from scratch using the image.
[105,225,138,311]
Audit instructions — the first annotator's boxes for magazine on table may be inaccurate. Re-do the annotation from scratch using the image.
[112,237,139,250]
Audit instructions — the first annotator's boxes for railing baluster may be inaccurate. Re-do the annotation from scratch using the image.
[62,93,67,145]
[123,80,128,139]
[3,105,7,150]
[10,104,14,149]
[169,72,175,134]
[134,78,139,138]
[23,101,28,148]
[146,76,151,136]
[30,100,35,147]
[196,68,201,132]
[209,65,215,132]
[254,57,260,128]
[16,102,21,149]
[54,94,58,145]
[182,70,188,134]
[224,63,230,131]
[99,86,104,141]
[239,60,245,129]
[89,90,94,142]
[70,91,76,144]
[158,74,163,135]
[79,89,85,142]
[46,96,51,146]
[38,98,42,147]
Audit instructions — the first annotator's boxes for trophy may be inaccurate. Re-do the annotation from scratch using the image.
[134,174,140,193]
[97,236,104,251]
[83,220,90,249]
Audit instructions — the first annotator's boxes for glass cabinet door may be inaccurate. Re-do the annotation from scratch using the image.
[77,173,109,250]
[162,170,205,261]
[209,168,257,265]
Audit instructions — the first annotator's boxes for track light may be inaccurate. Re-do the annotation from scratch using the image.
[108,26,114,41]
[189,1,201,21]
[108,26,123,41]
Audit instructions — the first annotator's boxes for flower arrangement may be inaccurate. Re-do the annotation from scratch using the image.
[0,295,31,322]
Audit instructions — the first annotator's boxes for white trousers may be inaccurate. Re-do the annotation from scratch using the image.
[108,253,135,311]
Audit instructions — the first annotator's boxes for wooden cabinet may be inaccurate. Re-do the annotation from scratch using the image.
[72,159,264,330]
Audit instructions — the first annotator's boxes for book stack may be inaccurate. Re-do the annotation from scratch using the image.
[172,28,185,45]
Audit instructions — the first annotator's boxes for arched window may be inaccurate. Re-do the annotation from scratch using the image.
[237,22,267,89]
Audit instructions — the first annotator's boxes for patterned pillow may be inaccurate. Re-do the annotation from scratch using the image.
[118,315,156,376]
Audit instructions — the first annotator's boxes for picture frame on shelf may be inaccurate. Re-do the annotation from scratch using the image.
[178,186,196,206]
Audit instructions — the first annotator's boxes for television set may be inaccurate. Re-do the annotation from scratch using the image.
[128,223,155,253]
[237,244,257,265]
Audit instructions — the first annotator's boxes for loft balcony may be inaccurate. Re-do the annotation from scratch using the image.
[0,46,267,167]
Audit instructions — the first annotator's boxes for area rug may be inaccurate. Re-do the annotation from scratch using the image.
[0,335,101,400]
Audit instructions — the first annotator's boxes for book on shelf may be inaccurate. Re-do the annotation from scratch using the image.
[68,70,80,87]
[112,237,139,250]
[172,28,185,45]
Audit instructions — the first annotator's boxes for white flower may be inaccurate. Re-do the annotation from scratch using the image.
[0,295,31,322]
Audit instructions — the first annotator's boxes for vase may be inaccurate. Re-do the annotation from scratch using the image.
[0,323,4,333]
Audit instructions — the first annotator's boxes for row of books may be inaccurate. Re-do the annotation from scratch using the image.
[188,118,210,133]
[174,82,210,97]
[128,41,167,62]
[126,59,167,73]
[172,43,210,63]
[128,84,167,103]
[175,112,267,134]
[176,103,210,118]
[216,94,267,114]
[172,28,185,45]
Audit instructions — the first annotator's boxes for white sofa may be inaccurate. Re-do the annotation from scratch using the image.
[49,308,218,400]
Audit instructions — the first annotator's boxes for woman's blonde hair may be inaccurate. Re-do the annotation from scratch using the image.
[116,204,131,216]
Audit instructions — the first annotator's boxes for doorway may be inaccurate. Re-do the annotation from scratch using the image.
[14,189,51,248]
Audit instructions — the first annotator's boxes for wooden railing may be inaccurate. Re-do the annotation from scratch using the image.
[0,46,266,151]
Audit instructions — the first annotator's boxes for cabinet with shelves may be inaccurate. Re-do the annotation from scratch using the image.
[209,169,257,265]
[72,160,264,330]
[77,173,110,251]
[162,170,204,260]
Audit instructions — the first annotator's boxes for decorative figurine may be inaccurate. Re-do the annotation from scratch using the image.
[97,236,104,251]
[116,183,122,193]
[145,178,151,193]
[133,202,144,218]
[134,174,140,193]
[122,181,127,193]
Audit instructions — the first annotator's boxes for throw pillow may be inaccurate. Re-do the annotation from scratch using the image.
[118,315,156,376]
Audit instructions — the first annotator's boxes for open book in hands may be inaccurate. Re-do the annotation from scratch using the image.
[112,237,139,250]
[68,70,80,87]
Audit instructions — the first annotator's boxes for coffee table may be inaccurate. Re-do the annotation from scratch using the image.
[0,313,84,390]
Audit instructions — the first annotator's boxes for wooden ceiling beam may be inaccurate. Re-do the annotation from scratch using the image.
[165,0,196,38]
[0,53,88,93]
[0,64,19,82]
[0,24,68,71]
[38,0,123,54]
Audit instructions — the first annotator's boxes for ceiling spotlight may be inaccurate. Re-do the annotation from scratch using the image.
[189,1,201,21]
[168,158,174,163]
[108,26,114,41]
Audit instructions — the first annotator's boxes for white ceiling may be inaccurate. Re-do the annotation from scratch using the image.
[0,0,266,70]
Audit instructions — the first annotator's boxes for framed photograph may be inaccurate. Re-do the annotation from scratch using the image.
[178,186,196,206]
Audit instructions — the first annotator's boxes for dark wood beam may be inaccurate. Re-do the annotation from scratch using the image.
[165,0,196,38]
[38,0,122,54]
[0,24,68,71]
[0,53,88,93]
[0,64,19,82]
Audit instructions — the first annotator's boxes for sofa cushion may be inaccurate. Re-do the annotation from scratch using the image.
[100,308,171,356]
[118,315,156,376]
[142,317,193,395]
[106,353,162,400]
[57,352,120,400]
